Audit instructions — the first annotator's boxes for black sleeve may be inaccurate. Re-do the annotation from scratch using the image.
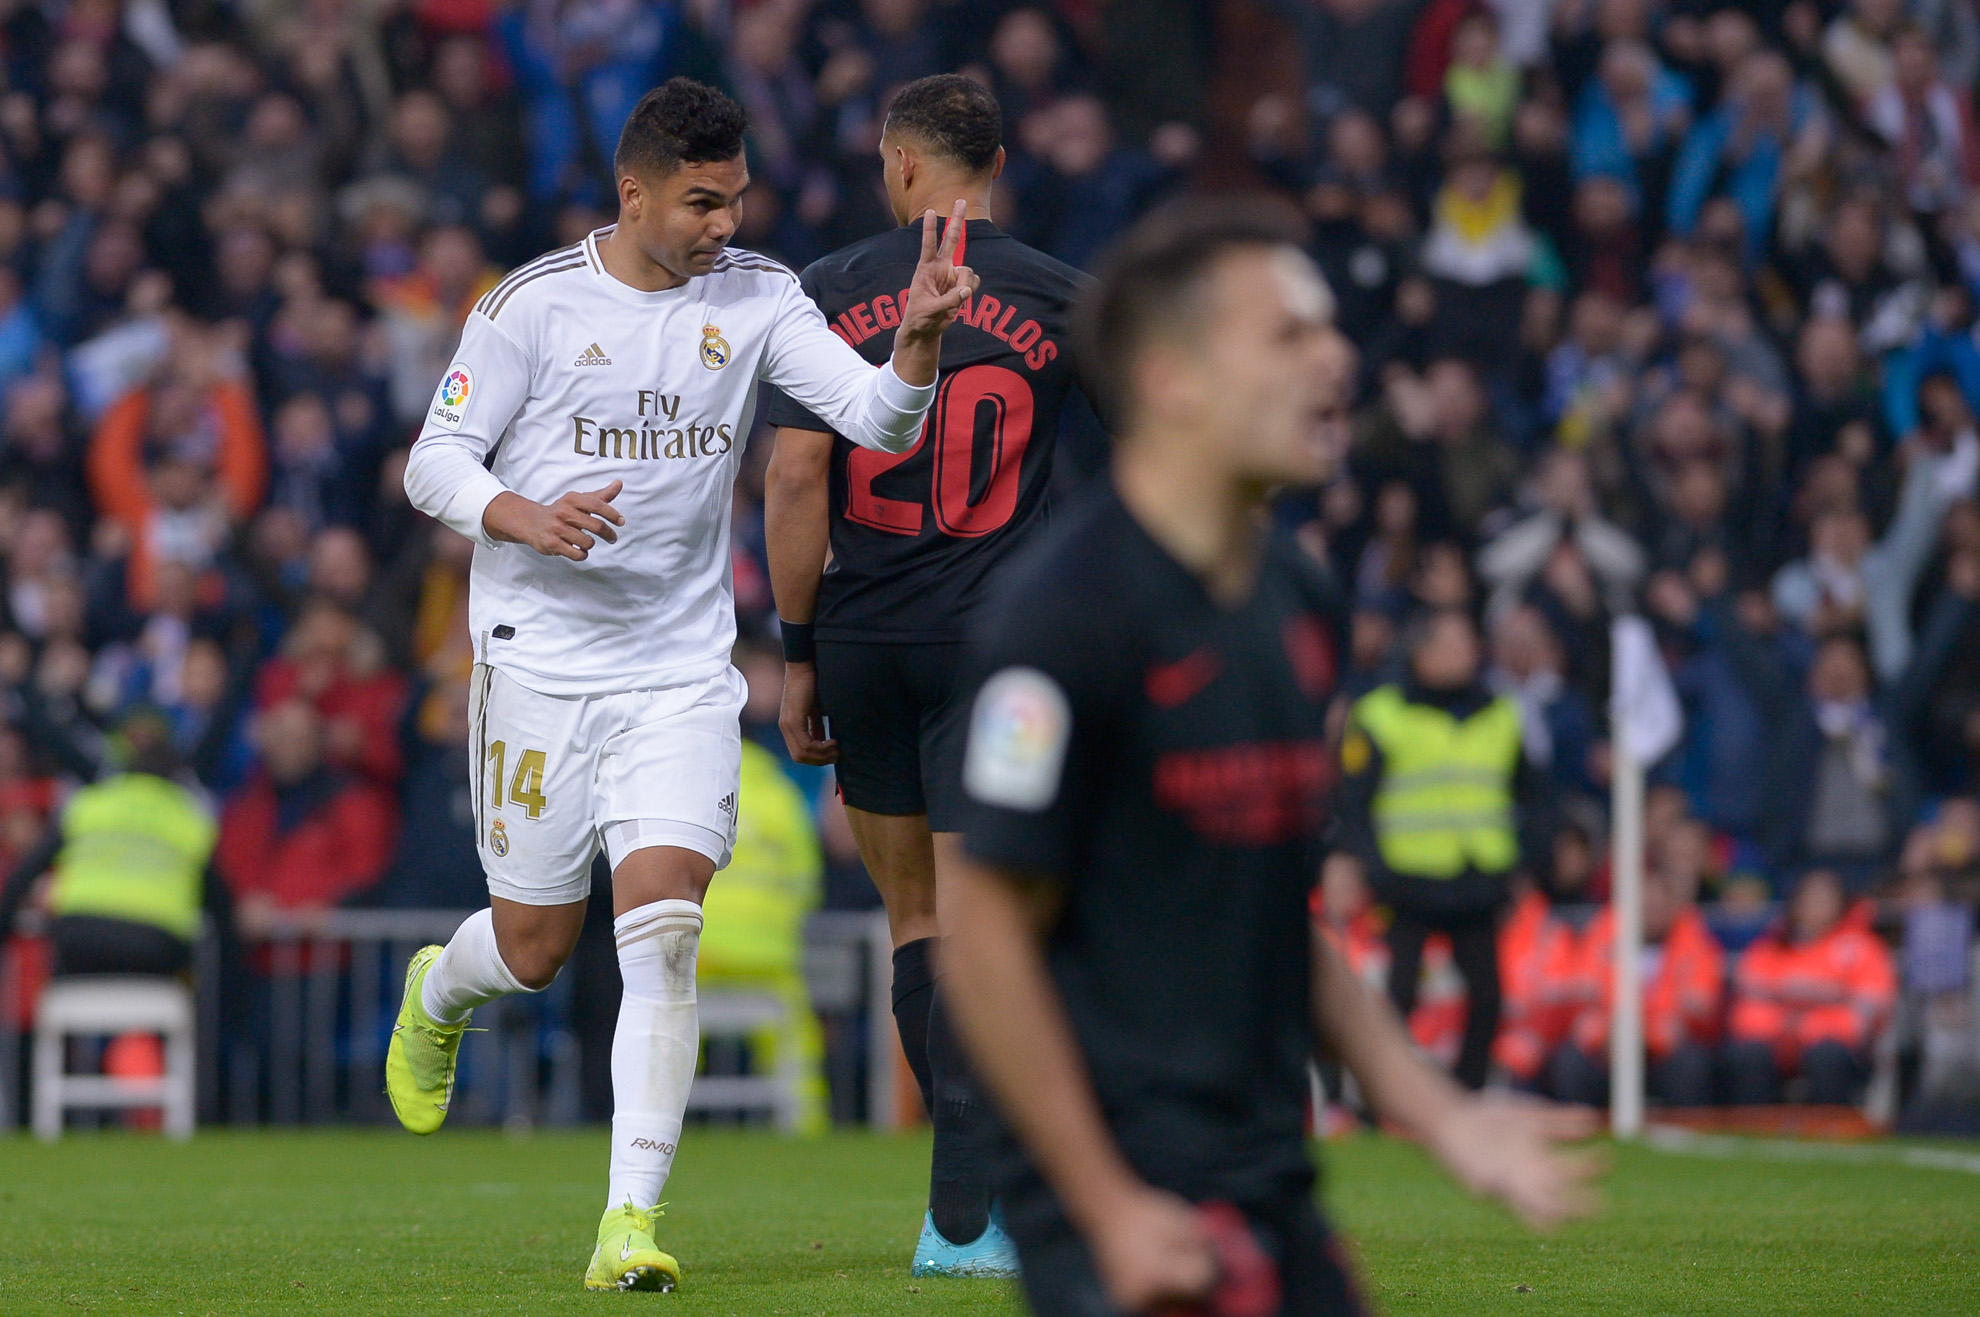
[761,262,837,433]
[0,823,63,936]
[959,585,1125,882]
[1332,716,1385,870]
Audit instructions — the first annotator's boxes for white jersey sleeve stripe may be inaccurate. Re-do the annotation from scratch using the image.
[489,258,587,321]
[476,243,584,316]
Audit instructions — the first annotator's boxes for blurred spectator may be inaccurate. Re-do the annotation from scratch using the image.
[1491,874,1578,1085]
[0,709,215,977]
[1722,868,1898,1103]
[1338,609,1551,1088]
[86,364,265,610]
[1010,94,1172,270]
[698,737,830,1135]
[1548,870,1724,1107]
[214,698,396,933]
[1866,26,1980,220]
[1667,50,1829,259]
[252,597,407,790]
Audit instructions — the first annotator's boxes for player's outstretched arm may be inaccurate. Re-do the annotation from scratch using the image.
[479,482,625,562]
[890,199,981,387]
[764,428,837,764]
[1310,927,1605,1229]
[943,852,1217,1312]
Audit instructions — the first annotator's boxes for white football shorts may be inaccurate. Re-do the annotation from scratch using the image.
[467,662,746,906]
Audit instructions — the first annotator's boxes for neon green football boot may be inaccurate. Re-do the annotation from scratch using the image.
[585,1201,682,1292]
[384,945,467,1135]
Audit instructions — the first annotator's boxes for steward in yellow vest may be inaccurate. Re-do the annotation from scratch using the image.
[1336,610,1549,1089]
[697,738,828,1134]
[0,711,216,977]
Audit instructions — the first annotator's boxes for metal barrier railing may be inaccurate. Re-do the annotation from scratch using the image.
[3,906,901,1132]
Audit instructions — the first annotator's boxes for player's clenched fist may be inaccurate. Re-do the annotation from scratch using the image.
[483,481,626,561]
[1087,1186,1217,1313]
[897,198,981,347]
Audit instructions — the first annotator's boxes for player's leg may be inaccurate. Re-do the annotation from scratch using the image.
[1446,915,1502,1090]
[1383,911,1430,1020]
[842,805,941,1112]
[816,640,941,1111]
[582,669,747,1292]
[583,843,713,1294]
[918,641,1017,1274]
[388,666,598,1134]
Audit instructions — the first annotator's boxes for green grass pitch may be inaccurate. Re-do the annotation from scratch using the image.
[0,1128,1975,1315]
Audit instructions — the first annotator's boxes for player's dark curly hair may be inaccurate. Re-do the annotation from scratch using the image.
[1073,197,1312,423]
[614,78,748,179]
[882,75,1002,174]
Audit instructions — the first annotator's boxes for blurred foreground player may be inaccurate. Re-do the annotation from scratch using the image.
[763,75,1091,1276]
[944,202,1602,1316]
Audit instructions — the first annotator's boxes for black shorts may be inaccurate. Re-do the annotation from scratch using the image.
[814,640,971,831]
[1014,1194,1366,1317]
[49,915,191,977]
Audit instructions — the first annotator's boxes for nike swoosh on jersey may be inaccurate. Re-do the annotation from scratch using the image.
[1146,647,1222,709]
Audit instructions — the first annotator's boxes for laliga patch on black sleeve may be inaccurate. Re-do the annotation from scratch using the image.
[493,625,516,640]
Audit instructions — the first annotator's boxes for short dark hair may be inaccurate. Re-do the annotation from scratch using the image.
[1072,196,1308,422]
[882,75,1002,174]
[614,78,747,180]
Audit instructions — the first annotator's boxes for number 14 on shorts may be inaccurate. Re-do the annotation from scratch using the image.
[488,740,550,818]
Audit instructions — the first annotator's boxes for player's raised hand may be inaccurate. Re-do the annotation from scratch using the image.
[1426,1091,1606,1231]
[778,660,839,766]
[483,481,625,561]
[897,199,981,345]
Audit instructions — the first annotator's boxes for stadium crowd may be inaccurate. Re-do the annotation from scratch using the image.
[0,0,1972,1126]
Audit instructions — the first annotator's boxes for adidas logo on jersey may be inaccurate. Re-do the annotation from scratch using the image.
[573,342,612,366]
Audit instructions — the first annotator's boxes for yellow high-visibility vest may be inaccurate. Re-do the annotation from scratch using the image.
[1352,685,1521,879]
[48,773,216,941]
[699,742,823,978]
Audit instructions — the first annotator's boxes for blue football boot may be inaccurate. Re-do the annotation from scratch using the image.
[910,1208,1021,1278]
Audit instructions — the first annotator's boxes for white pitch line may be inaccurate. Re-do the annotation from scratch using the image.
[1641,1124,1980,1176]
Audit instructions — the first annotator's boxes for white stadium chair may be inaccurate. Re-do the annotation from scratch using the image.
[687,988,805,1133]
[32,976,195,1141]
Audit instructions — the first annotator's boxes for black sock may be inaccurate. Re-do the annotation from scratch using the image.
[926,987,991,1245]
[891,938,936,1117]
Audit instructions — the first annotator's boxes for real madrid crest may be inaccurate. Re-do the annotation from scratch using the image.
[699,324,731,370]
[489,817,510,857]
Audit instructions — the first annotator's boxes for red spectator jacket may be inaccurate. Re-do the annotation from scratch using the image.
[1493,890,1579,1081]
[255,659,409,788]
[1318,907,1469,1064]
[1567,906,1726,1061]
[214,771,396,911]
[1728,901,1896,1066]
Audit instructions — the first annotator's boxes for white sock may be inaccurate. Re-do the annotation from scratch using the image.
[606,898,702,1211]
[421,907,531,1024]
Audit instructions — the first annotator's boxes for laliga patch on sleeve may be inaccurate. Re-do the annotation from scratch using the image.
[429,362,475,431]
[964,667,1071,811]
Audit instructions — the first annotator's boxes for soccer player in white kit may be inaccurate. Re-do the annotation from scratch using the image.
[384,78,978,1293]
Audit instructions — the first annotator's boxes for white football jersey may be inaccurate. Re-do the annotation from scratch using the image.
[404,228,933,696]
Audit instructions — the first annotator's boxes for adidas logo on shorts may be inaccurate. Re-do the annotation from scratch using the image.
[574,342,612,366]
[717,792,737,820]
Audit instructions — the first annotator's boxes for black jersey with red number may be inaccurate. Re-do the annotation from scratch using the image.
[760,219,1091,642]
